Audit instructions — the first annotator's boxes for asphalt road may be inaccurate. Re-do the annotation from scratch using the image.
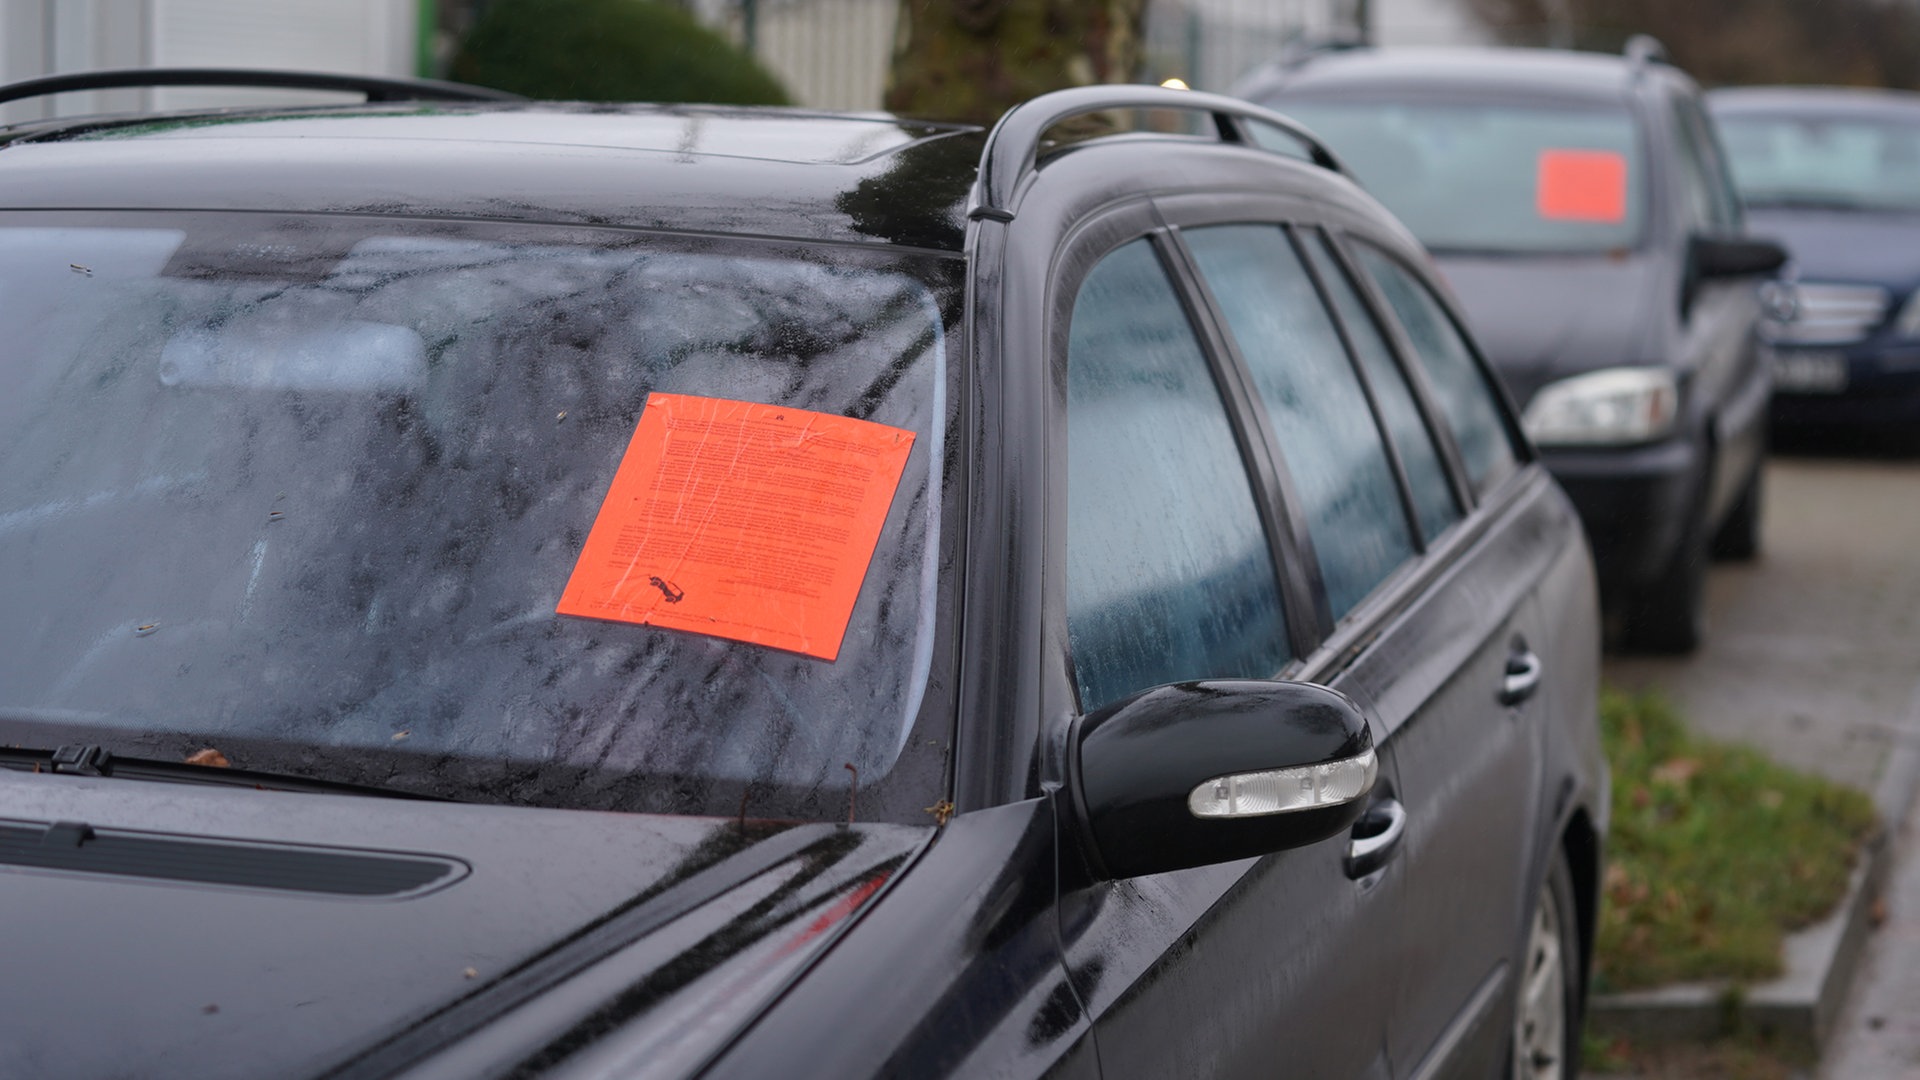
[1607,455,1920,797]
[1600,453,1920,1077]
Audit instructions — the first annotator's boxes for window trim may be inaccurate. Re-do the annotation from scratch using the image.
[1090,205,1557,692]
[1049,224,1312,716]
[1332,232,1536,497]
[1289,223,1430,556]
[1037,198,1550,726]
[1320,230,1477,511]
[1171,220,1443,638]
[1158,226,1334,646]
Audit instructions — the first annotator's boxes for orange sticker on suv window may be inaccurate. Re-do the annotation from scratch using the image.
[556,394,915,661]
[1536,149,1628,223]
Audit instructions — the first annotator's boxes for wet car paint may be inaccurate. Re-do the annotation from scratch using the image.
[0,92,1606,1080]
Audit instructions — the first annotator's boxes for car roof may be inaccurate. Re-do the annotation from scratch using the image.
[1248,46,1648,106]
[1707,84,1920,119]
[0,103,987,252]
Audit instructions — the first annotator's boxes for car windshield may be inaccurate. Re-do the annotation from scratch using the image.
[1716,110,1920,213]
[1276,99,1647,254]
[0,212,962,823]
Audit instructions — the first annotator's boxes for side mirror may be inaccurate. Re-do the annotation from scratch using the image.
[1068,679,1377,880]
[1690,234,1789,281]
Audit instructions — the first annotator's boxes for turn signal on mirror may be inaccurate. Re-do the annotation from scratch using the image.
[1187,749,1377,819]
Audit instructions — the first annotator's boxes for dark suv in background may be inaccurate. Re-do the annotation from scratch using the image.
[0,70,1604,1079]
[1711,86,1920,440]
[1243,40,1787,652]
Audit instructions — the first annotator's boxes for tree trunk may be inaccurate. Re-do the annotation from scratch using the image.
[885,0,1150,125]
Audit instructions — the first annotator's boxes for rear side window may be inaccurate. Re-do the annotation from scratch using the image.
[1065,239,1292,712]
[1300,231,1462,543]
[1355,245,1520,496]
[1184,224,1414,620]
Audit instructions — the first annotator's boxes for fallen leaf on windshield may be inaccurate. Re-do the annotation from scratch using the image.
[184,749,231,768]
[392,731,410,742]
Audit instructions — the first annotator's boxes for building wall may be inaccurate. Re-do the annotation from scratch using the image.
[1373,0,1495,46]
[701,0,897,112]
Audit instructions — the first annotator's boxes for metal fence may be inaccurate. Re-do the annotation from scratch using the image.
[690,0,897,111]
[688,0,1359,111]
[1144,0,1346,94]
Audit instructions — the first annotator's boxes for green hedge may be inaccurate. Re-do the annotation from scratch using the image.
[452,0,790,105]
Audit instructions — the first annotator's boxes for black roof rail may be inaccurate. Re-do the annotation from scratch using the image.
[970,84,1351,222]
[1624,34,1670,75]
[0,68,523,109]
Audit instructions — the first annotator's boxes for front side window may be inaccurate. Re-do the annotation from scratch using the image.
[0,213,961,822]
[1065,239,1292,712]
[1185,224,1414,620]
[1356,244,1520,496]
[1273,99,1646,254]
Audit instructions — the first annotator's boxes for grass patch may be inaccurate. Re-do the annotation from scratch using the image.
[1594,688,1877,992]
[1584,1032,1813,1079]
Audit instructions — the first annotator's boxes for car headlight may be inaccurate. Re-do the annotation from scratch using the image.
[1521,367,1679,447]
[1893,289,1920,339]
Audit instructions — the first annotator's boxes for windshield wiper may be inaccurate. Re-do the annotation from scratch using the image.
[0,743,444,801]
[1745,195,1875,212]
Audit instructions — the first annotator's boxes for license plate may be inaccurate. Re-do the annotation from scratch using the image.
[1770,349,1849,394]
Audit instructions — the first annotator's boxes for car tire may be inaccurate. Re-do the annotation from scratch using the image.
[1620,515,1707,654]
[1511,854,1583,1080]
[1710,466,1763,562]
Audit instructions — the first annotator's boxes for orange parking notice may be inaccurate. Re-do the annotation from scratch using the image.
[1536,149,1628,223]
[556,393,916,661]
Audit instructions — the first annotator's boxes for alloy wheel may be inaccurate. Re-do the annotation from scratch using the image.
[1514,878,1568,1080]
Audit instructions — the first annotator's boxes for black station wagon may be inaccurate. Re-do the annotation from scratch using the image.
[0,71,1605,1080]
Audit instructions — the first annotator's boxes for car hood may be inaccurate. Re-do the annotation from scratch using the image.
[1746,207,1920,290]
[0,771,927,1079]
[1433,251,1666,407]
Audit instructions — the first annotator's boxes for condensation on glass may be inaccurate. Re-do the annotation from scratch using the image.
[1185,225,1414,620]
[1300,231,1462,544]
[0,213,962,821]
[1356,244,1521,497]
[1064,239,1291,713]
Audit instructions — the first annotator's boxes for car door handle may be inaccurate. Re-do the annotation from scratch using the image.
[1500,649,1543,706]
[1345,798,1406,879]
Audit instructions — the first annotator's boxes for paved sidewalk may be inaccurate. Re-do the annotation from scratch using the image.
[1607,456,1920,797]
[1823,791,1920,1078]
[1596,455,1920,1077]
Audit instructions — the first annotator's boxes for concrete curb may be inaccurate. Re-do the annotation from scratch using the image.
[1587,826,1889,1048]
[1587,672,1920,1050]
